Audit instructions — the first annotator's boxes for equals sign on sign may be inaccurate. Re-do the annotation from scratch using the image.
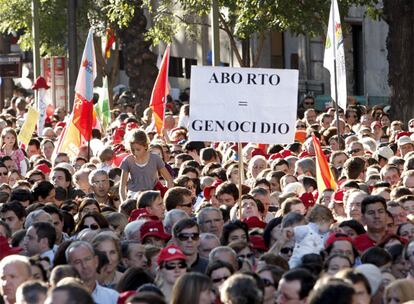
[238,101,248,106]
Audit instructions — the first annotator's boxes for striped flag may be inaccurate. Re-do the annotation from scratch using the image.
[72,28,96,141]
[150,45,170,134]
[312,134,337,193]
[323,0,347,111]
[53,29,96,159]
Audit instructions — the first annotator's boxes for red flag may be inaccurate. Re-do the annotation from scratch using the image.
[71,29,96,141]
[72,93,94,140]
[311,134,337,193]
[149,46,170,134]
[104,28,115,59]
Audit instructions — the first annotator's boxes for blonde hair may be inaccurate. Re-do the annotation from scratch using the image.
[384,279,414,303]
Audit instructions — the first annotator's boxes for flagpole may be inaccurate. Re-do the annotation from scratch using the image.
[331,1,341,140]
[163,45,171,134]
[237,142,244,219]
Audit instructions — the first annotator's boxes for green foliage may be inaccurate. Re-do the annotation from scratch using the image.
[0,0,381,59]
[0,0,142,56]
[102,0,136,28]
[0,0,80,55]
[142,0,381,44]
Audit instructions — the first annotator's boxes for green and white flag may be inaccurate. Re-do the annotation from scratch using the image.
[95,76,111,132]
[324,0,347,111]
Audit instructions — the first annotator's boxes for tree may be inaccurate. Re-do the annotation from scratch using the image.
[0,0,158,115]
[383,0,414,125]
[142,0,379,67]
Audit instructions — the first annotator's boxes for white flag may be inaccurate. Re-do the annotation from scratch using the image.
[37,88,47,135]
[323,0,347,111]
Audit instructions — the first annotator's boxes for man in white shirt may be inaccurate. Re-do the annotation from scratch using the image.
[66,241,119,304]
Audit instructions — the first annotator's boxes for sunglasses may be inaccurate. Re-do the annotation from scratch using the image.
[81,224,99,230]
[212,276,229,283]
[0,171,8,176]
[177,233,200,241]
[304,102,314,105]
[238,252,254,260]
[296,125,306,128]
[262,278,275,288]
[348,148,362,154]
[280,247,293,254]
[163,261,187,270]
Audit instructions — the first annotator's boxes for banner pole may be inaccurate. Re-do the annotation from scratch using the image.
[332,1,341,139]
[237,142,244,219]
[87,138,91,161]
[334,59,341,139]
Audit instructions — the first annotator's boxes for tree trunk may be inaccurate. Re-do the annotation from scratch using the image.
[118,1,158,118]
[0,34,13,110]
[384,1,414,125]
[241,39,250,67]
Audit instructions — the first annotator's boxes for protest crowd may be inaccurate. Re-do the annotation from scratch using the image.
[2,86,414,304]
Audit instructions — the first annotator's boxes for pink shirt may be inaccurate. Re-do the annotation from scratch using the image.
[0,148,25,173]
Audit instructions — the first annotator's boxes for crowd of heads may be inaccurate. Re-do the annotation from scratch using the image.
[1,92,414,304]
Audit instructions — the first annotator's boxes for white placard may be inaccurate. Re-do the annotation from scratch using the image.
[188,66,299,144]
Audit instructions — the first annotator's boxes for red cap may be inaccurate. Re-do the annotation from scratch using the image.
[157,245,186,266]
[55,121,66,128]
[32,76,50,90]
[35,164,51,175]
[126,122,138,131]
[0,236,22,260]
[112,128,126,144]
[333,189,345,203]
[128,208,159,222]
[269,153,282,160]
[300,192,315,208]
[203,179,223,201]
[250,235,268,251]
[395,131,412,140]
[140,220,171,243]
[251,148,269,159]
[298,150,310,159]
[325,233,353,248]
[279,149,292,158]
[117,291,136,304]
[243,216,266,229]
[113,144,126,154]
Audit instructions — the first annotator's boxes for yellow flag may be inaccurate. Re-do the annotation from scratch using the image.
[55,120,82,159]
[18,107,40,146]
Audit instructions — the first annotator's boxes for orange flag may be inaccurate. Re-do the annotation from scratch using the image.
[150,45,170,134]
[104,28,115,59]
[311,134,337,193]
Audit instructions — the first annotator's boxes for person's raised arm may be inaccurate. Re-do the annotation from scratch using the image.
[159,167,174,188]
[119,169,129,202]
